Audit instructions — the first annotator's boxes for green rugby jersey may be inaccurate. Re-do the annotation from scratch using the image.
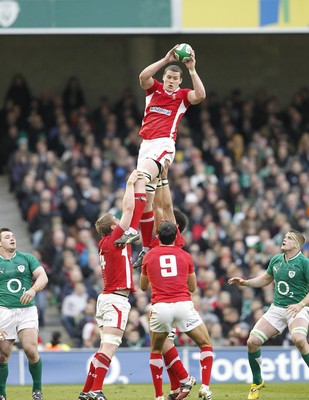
[0,251,41,308]
[267,251,309,308]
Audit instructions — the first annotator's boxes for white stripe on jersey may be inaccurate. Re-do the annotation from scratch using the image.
[121,246,131,288]
[169,100,187,139]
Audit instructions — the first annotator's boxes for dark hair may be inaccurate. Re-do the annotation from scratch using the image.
[158,221,177,245]
[51,331,61,346]
[0,228,12,240]
[173,209,188,233]
[163,65,182,77]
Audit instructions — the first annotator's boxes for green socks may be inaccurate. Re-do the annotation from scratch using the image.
[302,352,309,367]
[29,358,42,392]
[0,363,8,397]
[248,350,263,385]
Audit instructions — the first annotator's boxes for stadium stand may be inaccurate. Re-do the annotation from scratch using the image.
[1,75,308,348]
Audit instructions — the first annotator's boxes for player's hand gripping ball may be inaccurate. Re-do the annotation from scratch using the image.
[174,43,192,63]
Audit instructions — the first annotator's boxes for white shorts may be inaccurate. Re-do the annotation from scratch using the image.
[137,138,175,169]
[150,301,203,333]
[263,304,309,334]
[96,293,131,331]
[0,306,39,340]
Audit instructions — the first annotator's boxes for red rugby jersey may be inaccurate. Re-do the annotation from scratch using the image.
[139,79,191,141]
[98,225,135,294]
[142,245,194,304]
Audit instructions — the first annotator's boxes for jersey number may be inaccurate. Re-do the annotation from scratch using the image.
[99,248,130,270]
[159,255,177,277]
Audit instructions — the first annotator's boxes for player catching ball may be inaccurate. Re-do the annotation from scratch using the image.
[115,44,206,266]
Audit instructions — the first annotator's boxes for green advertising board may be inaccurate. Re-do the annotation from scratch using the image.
[0,0,172,32]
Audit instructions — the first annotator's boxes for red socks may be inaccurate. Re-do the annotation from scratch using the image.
[163,346,189,390]
[140,210,154,246]
[149,353,164,397]
[130,193,147,231]
[200,346,213,386]
[90,352,111,391]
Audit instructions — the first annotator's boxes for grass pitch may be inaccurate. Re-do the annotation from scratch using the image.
[6,382,309,400]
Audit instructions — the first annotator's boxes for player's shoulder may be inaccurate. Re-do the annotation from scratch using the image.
[269,253,283,264]
[148,79,162,93]
[297,251,309,265]
[15,250,32,259]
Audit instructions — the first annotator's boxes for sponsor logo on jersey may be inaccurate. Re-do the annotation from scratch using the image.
[0,268,4,274]
[150,106,172,116]
[273,262,282,273]
[17,265,25,273]
[288,270,295,278]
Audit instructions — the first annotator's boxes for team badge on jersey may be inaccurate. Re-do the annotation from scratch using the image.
[288,270,295,278]
[17,265,25,273]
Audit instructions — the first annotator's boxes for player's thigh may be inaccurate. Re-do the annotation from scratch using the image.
[0,307,19,340]
[96,294,131,330]
[150,303,174,333]
[186,323,211,348]
[250,315,280,345]
[288,309,309,341]
[18,327,39,351]
[17,307,39,332]
[150,331,168,352]
[174,301,203,332]
[260,305,287,335]
[137,138,175,172]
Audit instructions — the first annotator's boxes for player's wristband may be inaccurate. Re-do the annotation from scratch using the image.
[162,179,169,186]
[189,69,197,75]
[243,280,250,287]
[127,181,134,186]
[300,300,306,308]
[31,285,40,292]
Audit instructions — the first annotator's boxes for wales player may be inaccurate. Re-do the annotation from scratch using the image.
[0,228,48,400]
[228,229,309,400]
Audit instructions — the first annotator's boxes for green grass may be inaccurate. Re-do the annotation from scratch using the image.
[6,382,309,400]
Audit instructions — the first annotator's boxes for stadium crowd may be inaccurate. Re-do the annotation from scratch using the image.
[0,73,308,349]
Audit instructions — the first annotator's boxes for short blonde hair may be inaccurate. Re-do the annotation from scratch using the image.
[288,229,306,248]
[95,214,114,237]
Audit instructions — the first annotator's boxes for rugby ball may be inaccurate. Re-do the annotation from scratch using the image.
[174,43,192,63]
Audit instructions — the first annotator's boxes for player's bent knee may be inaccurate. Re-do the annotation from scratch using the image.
[138,170,152,184]
[101,333,122,346]
[249,329,267,346]
[146,182,157,193]
[292,336,306,349]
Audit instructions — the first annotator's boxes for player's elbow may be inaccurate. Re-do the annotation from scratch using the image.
[140,280,148,291]
[196,89,206,103]
[139,73,148,87]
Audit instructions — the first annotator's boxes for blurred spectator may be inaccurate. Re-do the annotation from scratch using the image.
[45,331,71,351]
[61,282,89,346]
[4,73,31,119]
[62,76,86,121]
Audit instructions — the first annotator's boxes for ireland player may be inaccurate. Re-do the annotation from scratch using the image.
[0,228,48,400]
[228,229,309,400]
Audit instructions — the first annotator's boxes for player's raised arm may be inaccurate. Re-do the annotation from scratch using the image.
[119,170,143,232]
[185,48,206,105]
[139,45,179,90]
